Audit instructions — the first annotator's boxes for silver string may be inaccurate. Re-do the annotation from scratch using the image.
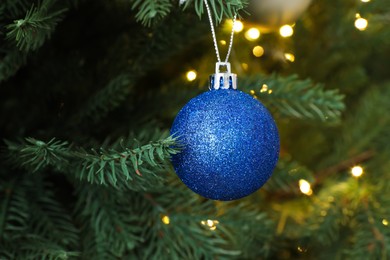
[203,0,237,63]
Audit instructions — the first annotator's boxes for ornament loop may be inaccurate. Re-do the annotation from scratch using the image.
[215,62,231,73]
[209,62,237,90]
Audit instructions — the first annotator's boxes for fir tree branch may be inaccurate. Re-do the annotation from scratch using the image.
[0,0,30,18]
[6,0,67,52]
[0,178,30,241]
[130,186,242,259]
[75,135,179,190]
[27,178,79,248]
[2,234,80,260]
[130,0,172,27]
[73,74,134,124]
[5,137,71,172]
[314,150,375,185]
[0,175,79,258]
[130,0,246,26]
[263,157,315,195]
[240,74,345,122]
[5,133,180,191]
[75,185,142,259]
[322,82,390,169]
[183,0,247,23]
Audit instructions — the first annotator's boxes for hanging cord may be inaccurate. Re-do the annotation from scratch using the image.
[203,0,237,63]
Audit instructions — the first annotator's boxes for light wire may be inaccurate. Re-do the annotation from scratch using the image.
[203,0,237,63]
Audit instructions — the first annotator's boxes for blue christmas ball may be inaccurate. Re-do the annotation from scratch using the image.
[170,89,279,201]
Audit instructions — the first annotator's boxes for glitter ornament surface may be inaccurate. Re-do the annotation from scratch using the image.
[170,89,279,200]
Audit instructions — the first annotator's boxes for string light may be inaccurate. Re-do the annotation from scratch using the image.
[361,0,370,2]
[260,84,268,93]
[299,179,313,195]
[245,28,260,41]
[241,63,248,70]
[233,20,244,33]
[186,70,197,81]
[284,53,295,62]
[279,25,294,37]
[297,246,307,253]
[351,166,364,178]
[355,14,368,31]
[161,215,170,225]
[382,219,389,226]
[220,40,226,45]
[201,219,219,231]
[252,46,264,57]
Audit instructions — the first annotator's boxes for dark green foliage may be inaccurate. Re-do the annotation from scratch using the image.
[6,0,67,52]
[0,175,79,259]
[130,0,173,27]
[75,185,141,259]
[0,0,30,17]
[0,49,27,83]
[75,74,134,124]
[0,0,389,258]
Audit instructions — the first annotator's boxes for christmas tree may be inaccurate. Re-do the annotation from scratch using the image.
[1,0,389,259]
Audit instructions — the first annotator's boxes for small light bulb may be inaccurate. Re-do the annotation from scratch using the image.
[252,45,264,57]
[241,63,249,70]
[220,40,227,45]
[382,219,389,226]
[233,20,244,33]
[299,179,312,195]
[186,70,197,81]
[351,166,364,177]
[355,17,368,31]
[201,219,219,230]
[161,215,170,225]
[279,25,294,37]
[245,28,260,41]
[284,53,295,62]
[260,84,268,93]
[361,0,370,2]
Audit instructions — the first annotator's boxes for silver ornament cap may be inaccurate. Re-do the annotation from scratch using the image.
[209,62,237,90]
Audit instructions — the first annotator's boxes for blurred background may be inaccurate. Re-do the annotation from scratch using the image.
[1,0,389,259]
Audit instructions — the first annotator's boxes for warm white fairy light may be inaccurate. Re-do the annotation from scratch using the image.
[220,40,227,45]
[361,0,370,2]
[233,20,244,33]
[351,166,364,177]
[260,84,268,93]
[382,219,389,226]
[201,219,219,231]
[284,53,295,62]
[279,25,294,37]
[252,45,264,57]
[245,28,260,41]
[355,14,368,31]
[299,179,313,195]
[161,215,170,225]
[186,70,197,81]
